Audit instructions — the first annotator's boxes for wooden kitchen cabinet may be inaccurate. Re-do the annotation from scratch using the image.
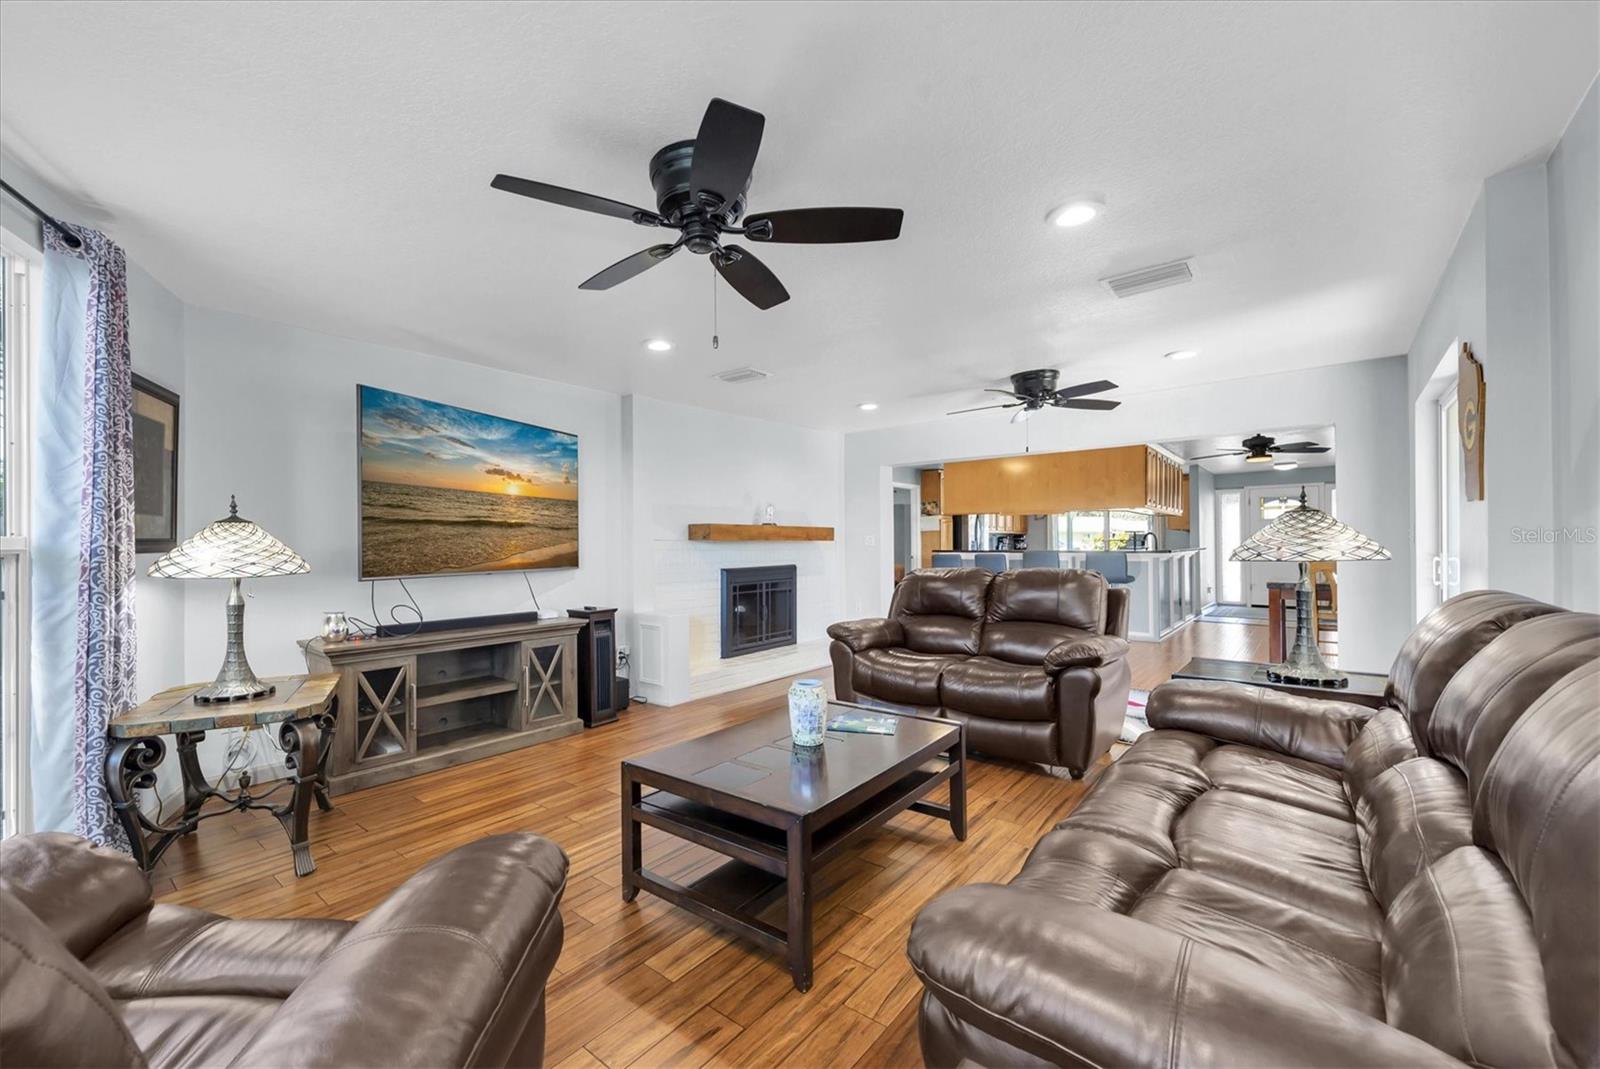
[1169,474,1192,531]
[919,469,943,515]
[944,445,1188,516]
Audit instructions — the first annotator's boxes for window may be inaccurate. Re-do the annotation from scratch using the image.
[1050,509,1155,551]
[1216,489,1243,603]
[1,243,35,837]
[1258,495,1300,521]
[1436,385,1462,602]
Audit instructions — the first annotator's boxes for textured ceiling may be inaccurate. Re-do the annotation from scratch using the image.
[1,2,1594,430]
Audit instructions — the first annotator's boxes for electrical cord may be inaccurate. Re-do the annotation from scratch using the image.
[347,578,425,638]
[522,572,543,615]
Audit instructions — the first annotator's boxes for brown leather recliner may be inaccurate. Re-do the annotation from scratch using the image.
[907,590,1598,1068]
[0,831,567,1068]
[828,568,1131,774]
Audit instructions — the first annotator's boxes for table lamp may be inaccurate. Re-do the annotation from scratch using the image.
[149,496,310,703]
[1229,488,1389,687]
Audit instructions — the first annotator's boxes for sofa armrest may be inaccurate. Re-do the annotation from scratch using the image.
[826,618,906,653]
[1146,680,1375,769]
[0,832,152,958]
[227,833,567,1068]
[1042,633,1129,672]
[909,885,1460,1069]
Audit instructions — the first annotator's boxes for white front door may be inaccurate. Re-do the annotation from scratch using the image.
[1245,483,1324,605]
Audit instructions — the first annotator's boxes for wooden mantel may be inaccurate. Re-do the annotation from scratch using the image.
[688,523,835,542]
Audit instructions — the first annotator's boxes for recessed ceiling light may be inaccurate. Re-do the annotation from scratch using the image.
[857,402,879,412]
[1164,349,1199,361]
[644,338,673,353]
[1273,459,1299,471]
[1047,196,1105,228]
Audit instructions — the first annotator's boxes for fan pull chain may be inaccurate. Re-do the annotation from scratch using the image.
[711,262,720,350]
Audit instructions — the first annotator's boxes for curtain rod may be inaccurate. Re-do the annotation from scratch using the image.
[0,178,83,249]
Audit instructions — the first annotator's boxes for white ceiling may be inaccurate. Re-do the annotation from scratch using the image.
[1,2,1594,430]
[1161,426,1335,475]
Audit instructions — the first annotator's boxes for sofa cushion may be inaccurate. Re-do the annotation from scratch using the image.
[887,568,992,655]
[851,647,960,706]
[1200,743,1353,821]
[121,994,281,1069]
[1173,789,1381,938]
[0,889,149,1069]
[0,831,151,959]
[980,570,1109,664]
[1343,708,1419,806]
[1354,758,1473,909]
[86,905,351,1000]
[940,656,1054,721]
[1130,868,1382,1016]
[1382,847,1562,1068]
[1384,591,1560,748]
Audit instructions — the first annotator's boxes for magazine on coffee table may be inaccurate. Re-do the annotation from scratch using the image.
[828,712,899,735]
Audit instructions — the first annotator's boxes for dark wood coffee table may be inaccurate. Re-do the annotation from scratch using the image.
[620,702,965,992]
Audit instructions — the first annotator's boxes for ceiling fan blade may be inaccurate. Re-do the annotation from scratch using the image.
[743,207,904,244]
[947,402,1022,415]
[1054,398,1121,411]
[578,244,679,291]
[1053,379,1119,401]
[1189,451,1246,461]
[691,98,764,208]
[713,244,789,309]
[1270,442,1331,453]
[491,174,663,225]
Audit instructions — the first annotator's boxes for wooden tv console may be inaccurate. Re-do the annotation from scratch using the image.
[301,616,584,793]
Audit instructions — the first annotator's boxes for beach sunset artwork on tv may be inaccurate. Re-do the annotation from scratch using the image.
[358,386,579,578]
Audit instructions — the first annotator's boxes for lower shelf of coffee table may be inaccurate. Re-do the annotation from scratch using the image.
[635,758,953,870]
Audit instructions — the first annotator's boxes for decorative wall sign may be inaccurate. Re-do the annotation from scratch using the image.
[132,374,180,553]
[1459,343,1486,501]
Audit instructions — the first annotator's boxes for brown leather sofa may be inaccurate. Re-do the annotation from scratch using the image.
[0,831,567,1068]
[828,568,1131,774]
[909,590,1597,1068]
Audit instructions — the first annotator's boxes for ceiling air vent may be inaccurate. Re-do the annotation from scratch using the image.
[712,366,770,384]
[1101,259,1195,299]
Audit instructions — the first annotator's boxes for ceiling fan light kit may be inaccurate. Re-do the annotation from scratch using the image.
[493,98,904,311]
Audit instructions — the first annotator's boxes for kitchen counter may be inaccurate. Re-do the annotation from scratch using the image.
[932,549,1205,641]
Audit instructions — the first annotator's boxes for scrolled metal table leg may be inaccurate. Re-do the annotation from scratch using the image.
[312,711,335,813]
[105,737,166,872]
[276,717,324,878]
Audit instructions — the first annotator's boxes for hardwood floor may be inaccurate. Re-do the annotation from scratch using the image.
[152,619,1268,1068]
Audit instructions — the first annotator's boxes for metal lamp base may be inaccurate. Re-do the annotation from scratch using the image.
[193,579,276,705]
[1265,563,1348,688]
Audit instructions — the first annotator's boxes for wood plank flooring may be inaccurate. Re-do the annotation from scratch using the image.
[152,619,1267,1068]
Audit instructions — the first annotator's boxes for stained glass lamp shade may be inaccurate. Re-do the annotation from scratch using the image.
[1229,490,1389,686]
[149,496,309,702]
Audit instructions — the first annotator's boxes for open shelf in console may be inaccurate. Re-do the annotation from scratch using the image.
[413,642,522,751]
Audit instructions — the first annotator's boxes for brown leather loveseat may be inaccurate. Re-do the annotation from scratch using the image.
[908,591,1597,1068]
[828,568,1131,774]
[0,831,567,1068]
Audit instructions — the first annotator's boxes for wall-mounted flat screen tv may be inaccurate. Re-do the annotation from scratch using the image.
[358,385,579,579]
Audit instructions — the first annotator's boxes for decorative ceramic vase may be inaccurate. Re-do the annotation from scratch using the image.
[787,679,827,747]
[321,611,351,641]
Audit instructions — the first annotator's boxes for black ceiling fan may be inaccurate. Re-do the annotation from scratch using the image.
[491,98,904,310]
[1190,433,1331,463]
[947,369,1121,423]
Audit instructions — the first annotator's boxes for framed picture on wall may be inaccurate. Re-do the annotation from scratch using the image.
[132,374,180,553]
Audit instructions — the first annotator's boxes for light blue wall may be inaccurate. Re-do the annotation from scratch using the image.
[1211,465,1336,491]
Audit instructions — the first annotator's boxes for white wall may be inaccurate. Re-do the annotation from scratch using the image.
[1406,78,1599,613]
[623,394,843,689]
[178,306,625,693]
[1546,79,1599,609]
[841,357,1411,674]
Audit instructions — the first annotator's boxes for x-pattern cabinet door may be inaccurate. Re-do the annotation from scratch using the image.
[522,635,575,725]
[347,656,416,767]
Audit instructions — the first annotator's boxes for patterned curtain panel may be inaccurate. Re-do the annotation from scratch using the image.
[45,225,137,849]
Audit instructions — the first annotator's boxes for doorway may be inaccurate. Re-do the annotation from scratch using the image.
[892,485,916,582]
[1244,483,1324,604]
